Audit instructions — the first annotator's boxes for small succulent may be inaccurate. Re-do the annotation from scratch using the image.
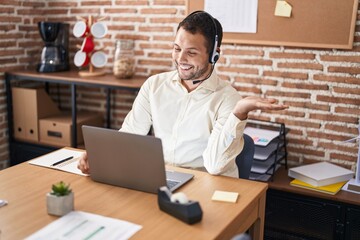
[50,181,72,197]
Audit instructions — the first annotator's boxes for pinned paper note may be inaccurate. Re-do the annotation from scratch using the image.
[274,0,292,18]
[211,190,239,203]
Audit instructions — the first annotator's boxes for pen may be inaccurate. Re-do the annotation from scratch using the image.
[51,156,73,166]
[83,226,105,240]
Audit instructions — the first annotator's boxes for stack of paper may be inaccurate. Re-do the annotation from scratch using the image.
[288,162,354,195]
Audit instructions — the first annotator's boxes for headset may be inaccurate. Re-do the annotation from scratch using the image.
[186,11,220,64]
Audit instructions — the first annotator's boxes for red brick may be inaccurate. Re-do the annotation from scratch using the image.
[316,95,360,106]
[138,26,173,32]
[230,58,272,66]
[114,0,149,5]
[318,142,358,155]
[222,49,264,57]
[320,55,360,63]
[269,52,316,60]
[309,113,358,124]
[283,101,330,111]
[48,2,77,7]
[138,59,173,67]
[277,62,323,71]
[313,74,359,85]
[234,77,278,86]
[286,138,314,146]
[105,8,137,14]
[287,146,325,157]
[324,124,358,135]
[335,106,360,115]
[232,86,262,94]
[265,90,311,99]
[153,0,185,5]
[281,82,328,90]
[328,66,360,74]
[218,66,258,75]
[263,71,308,80]
[329,153,358,162]
[81,1,112,6]
[333,86,360,95]
[281,119,321,129]
[140,8,178,14]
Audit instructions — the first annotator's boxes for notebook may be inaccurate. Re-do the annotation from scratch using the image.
[82,125,194,193]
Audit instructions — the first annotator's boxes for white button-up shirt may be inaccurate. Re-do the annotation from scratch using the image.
[121,70,246,177]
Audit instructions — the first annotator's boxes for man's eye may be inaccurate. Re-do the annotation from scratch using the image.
[188,52,196,56]
[174,48,181,52]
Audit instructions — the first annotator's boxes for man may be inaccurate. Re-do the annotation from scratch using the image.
[78,11,288,177]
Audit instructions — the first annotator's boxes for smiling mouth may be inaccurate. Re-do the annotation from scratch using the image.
[178,64,192,71]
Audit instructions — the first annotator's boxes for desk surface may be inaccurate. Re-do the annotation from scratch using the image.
[6,70,147,89]
[0,161,267,240]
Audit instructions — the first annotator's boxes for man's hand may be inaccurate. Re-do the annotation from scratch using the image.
[233,96,289,120]
[77,152,90,174]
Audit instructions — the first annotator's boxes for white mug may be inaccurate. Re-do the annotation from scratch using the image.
[74,51,89,67]
[91,51,107,68]
[90,22,108,38]
[73,21,89,38]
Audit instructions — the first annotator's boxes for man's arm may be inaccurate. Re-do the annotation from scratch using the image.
[203,96,288,177]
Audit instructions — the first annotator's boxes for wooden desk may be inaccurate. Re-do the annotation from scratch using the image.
[0,162,268,240]
[265,166,360,239]
[269,166,360,205]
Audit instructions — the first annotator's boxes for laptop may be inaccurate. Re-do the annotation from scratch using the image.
[82,125,194,193]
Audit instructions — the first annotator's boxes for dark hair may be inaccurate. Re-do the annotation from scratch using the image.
[177,11,223,56]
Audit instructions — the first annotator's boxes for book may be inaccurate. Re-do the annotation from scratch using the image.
[243,127,280,147]
[288,162,354,187]
[290,179,347,195]
[28,148,88,176]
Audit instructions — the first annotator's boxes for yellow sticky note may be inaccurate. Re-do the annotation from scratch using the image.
[211,190,239,203]
[274,0,292,18]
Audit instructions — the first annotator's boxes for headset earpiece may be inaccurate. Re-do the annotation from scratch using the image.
[210,35,219,64]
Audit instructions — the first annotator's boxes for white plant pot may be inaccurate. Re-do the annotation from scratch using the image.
[46,192,74,216]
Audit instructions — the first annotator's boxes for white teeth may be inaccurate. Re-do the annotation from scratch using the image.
[180,65,191,70]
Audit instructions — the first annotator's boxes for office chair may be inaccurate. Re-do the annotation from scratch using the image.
[236,134,255,179]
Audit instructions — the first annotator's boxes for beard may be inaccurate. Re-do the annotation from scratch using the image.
[175,61,211,81]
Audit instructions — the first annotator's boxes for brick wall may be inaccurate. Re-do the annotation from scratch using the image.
[0,0,359,171]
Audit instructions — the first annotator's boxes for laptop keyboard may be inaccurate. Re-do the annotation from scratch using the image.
[167,179,180,189]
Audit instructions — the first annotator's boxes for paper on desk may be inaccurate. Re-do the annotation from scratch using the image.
[25,211,142,240]
[28,148,88,176]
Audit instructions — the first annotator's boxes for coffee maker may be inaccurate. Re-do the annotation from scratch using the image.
[37,22,70,72]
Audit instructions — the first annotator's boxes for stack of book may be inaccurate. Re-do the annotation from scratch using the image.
[288,162,354,195]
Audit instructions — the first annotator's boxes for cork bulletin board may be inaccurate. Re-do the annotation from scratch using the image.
[186,0,359,49]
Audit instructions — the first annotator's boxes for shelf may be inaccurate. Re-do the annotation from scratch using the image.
[5,70,146,165]
[245,119,288,181]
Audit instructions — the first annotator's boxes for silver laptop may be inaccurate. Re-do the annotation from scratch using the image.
[82,125,194,193]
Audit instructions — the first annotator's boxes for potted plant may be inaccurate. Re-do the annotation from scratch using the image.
[46,181,74,216]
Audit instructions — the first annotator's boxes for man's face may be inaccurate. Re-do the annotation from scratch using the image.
[172,27,212,81]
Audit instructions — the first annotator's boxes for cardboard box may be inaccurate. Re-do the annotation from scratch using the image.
[39,112,103,147]
[12,87,61,142]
